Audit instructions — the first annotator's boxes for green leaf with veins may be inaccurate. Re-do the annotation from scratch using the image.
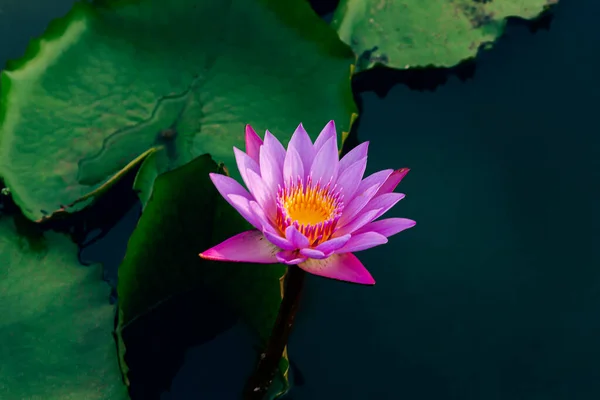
[332,0,558,72]
[0,215,127,400]
[0,0,356,222]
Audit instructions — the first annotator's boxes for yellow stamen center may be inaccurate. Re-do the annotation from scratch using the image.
[276,179,343,245]
[283,186,336,226]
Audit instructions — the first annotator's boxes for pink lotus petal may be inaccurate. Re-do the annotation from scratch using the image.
[209,173,256,228]
[285,225,310,249]
[337,184,380,228]
[363,193,406,221]
[335,208,382,237]
[227,194,262,231]
[376,168,410,196]
[335,157,367,202]
[264,130,286,169]
[288,123,314,176]
[263,230,296,251]
[245,125,263,164]
[249,200,278,233]
[299,253,375,285]
[259,141,283,194]
[199,230,279,263]
[356,218,417,238]
[276,250,307,265]
[337,194,405,237]
[353,169,394,200]
[314,120,337,152]
[336,231,388,253]
[337,169,392,227]
[339,142,369,176]
[283,146,304,184]
[246,169,274,212]
[310,136,339,185]
[314,234,351,255]
[300,248,327,259]
[209,173,252,201]
[233,147,260,190]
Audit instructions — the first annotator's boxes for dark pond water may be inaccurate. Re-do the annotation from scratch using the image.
[3,0,600,399]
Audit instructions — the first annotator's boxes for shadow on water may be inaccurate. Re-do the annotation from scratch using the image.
[121,287,241,400]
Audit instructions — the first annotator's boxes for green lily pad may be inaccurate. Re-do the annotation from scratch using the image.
[117,154,290,395]
[0,0,356,222]
[0,215,127,400]
[332,0,558,72]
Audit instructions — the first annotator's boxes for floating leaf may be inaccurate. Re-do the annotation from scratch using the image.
[0,0,356,222]
[116,155,289,395]
[0,215,127,400]
[332,0,558,72]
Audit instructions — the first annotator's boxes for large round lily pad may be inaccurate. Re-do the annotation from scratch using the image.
[332,0,558,72]
[0,0,356,222]
[0,215,127,400]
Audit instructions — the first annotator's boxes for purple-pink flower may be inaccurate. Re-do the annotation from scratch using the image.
[199,121,415,285]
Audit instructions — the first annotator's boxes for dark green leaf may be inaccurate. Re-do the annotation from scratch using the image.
[116,154,289,395]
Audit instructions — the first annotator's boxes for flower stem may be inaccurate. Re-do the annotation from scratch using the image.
[242,265,306,399]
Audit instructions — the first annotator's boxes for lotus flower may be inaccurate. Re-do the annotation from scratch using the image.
[199,121,415,285]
